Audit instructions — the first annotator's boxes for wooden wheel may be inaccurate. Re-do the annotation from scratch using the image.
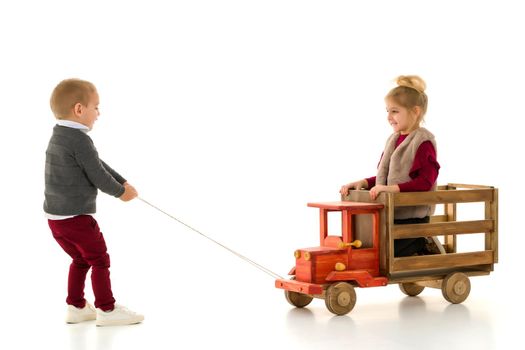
[325,282,356,316]
[285,290,313,308]
[442,272,471,304]
[399,283,425,296]
[284,277,313,308]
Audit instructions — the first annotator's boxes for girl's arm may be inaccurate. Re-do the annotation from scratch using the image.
[397,141,439,192]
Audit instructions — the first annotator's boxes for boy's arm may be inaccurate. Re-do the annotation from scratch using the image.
[100,159,127,185]
[75,137,125,198]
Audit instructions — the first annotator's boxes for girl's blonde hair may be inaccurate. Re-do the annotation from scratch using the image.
[50,78,97,119]
[386,75,428,124]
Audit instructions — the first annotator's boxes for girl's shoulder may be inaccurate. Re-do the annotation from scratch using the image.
[416,127,435,140]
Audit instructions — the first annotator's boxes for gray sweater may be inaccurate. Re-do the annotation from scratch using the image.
[44,125,126,215]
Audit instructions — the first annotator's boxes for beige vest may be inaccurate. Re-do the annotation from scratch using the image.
[376,127,437,219]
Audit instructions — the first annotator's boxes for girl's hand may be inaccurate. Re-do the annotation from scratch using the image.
[369,185,400,200]
[369,185,385,200]
[340,179,368,195]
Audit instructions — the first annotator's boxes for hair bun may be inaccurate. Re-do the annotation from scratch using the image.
[396,75,426,93]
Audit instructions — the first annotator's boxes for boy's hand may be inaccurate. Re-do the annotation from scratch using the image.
[120,182,138,202]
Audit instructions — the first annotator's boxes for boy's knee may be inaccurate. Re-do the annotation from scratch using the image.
[87,253,111,268]
[72,258,90,269]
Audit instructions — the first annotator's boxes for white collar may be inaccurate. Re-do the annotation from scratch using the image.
[56,120,90,133]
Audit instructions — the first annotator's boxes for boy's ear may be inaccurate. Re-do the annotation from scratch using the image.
[73,102,84,117]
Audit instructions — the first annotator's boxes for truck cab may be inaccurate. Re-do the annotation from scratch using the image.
[276,201,388,315]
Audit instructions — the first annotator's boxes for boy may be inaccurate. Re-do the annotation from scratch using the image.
[44,78,144,326]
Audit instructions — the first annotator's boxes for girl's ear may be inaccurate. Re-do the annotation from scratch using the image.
[412,106,422,119]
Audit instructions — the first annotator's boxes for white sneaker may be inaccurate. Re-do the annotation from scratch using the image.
[96,304,144,326]
[66,303,97,323]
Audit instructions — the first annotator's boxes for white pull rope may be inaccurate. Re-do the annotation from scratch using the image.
[138,197,284,280]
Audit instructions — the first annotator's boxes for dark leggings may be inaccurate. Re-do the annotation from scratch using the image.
[394,216,429,257]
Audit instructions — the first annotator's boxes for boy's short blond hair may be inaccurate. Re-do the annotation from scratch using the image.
[50,78,97,119]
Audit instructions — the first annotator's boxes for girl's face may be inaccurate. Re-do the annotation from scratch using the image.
[385,99,418,135]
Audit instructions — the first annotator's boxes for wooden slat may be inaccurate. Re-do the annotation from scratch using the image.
[445,202,457,253]
[388,270,491,284]
[486,189,499,263]
[447,183,494,189]
[393,251,494,272]
[430,215,448,223]
[394,189,493,206]
[493,189,499,262]
[387,194,395,274]
[392,220,494,239]
[319,209,327,244]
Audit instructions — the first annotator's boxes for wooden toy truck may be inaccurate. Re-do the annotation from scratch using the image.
[275,184,498,315]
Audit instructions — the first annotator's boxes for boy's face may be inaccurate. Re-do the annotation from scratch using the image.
[77,91,100,130]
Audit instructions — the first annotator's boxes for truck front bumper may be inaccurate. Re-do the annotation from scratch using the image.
[275,278,324,295]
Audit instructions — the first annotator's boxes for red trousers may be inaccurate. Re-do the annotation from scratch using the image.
[48,215,115,311]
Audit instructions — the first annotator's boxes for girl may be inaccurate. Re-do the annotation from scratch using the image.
[340,75,440,256]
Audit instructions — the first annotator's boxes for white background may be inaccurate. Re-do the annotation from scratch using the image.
[0,1,522,349]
